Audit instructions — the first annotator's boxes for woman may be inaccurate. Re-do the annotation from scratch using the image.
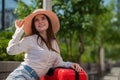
[6,9,81,80]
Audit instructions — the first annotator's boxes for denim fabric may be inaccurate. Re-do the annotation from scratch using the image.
[6,65,39,80]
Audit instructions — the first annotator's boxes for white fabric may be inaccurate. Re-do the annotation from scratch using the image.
[7,28,72,77]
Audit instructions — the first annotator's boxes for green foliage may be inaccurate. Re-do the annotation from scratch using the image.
[52,0,108,63]
[1,0,120,63]
[14,0,43,19]
[82,0,120,62]
[0,27,24,61]
[0,29,13,60]
[59,34,79,62]
[0,0,43,61]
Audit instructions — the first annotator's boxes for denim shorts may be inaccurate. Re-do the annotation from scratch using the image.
[6,64,39,80]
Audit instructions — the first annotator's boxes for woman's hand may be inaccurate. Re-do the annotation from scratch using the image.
[71,63,81,72]
[15,20,24,29]
[13,20,25,38]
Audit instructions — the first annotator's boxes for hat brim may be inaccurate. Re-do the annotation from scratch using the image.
[23,9,60,35]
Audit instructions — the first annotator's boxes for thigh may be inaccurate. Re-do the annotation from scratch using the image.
[6,73,27,80]
[13,75,27,80]
[6,68,34,80]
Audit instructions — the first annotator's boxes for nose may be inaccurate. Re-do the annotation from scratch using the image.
[38,19,44,24]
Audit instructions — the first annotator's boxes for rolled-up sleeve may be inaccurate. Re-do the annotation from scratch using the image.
[7,28,31,55]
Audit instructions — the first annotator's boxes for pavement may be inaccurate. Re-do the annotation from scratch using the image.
[103,67,120,80]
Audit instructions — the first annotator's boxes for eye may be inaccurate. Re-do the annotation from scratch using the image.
[41,16,46,20]
[34,18,39,22]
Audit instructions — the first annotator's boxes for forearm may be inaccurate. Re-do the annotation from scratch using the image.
[56,61,72,68]
[10,28,24,44]
[54,54,73,68]
[7,28,24,55]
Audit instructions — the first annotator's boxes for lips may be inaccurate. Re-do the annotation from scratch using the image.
[38,24,45,28]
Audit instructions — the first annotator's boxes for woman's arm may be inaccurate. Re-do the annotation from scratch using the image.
[7,20,30,55]
[53,40,81,72]
[53,54,72,68]
[53,40,72,68]
[54,54,81,72]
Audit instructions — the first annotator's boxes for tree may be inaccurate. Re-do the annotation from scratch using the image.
[52,0,107,63]
[14,0,43,19]
[83,1,119,78]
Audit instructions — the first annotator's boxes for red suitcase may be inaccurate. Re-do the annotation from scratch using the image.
[41,67,87,80]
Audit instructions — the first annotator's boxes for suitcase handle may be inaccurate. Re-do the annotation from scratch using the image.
[47,67,72,76]
[46,67,79,80]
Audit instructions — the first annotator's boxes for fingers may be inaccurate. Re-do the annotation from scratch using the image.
[15,19,24,28]
[71,63,81,72]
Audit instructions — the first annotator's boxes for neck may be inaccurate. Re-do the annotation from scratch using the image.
[39,31,47,42]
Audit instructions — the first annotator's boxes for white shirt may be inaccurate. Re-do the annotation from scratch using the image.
[7,28,72,77]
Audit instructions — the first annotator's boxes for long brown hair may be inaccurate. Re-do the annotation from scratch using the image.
[31,14,59,53]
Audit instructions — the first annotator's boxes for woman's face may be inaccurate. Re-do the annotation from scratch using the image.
[34,14,49,33]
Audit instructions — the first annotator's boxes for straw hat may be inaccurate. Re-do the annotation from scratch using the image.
[23,9,60,35]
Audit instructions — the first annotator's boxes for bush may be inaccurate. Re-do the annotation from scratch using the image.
[0,28,24,61]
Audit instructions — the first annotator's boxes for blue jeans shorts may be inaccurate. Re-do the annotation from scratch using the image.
[6,64,39,80]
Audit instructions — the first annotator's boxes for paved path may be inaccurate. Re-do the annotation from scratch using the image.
[104,67,120,80]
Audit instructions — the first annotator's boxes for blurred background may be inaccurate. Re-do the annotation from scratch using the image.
[0,0,120,80]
